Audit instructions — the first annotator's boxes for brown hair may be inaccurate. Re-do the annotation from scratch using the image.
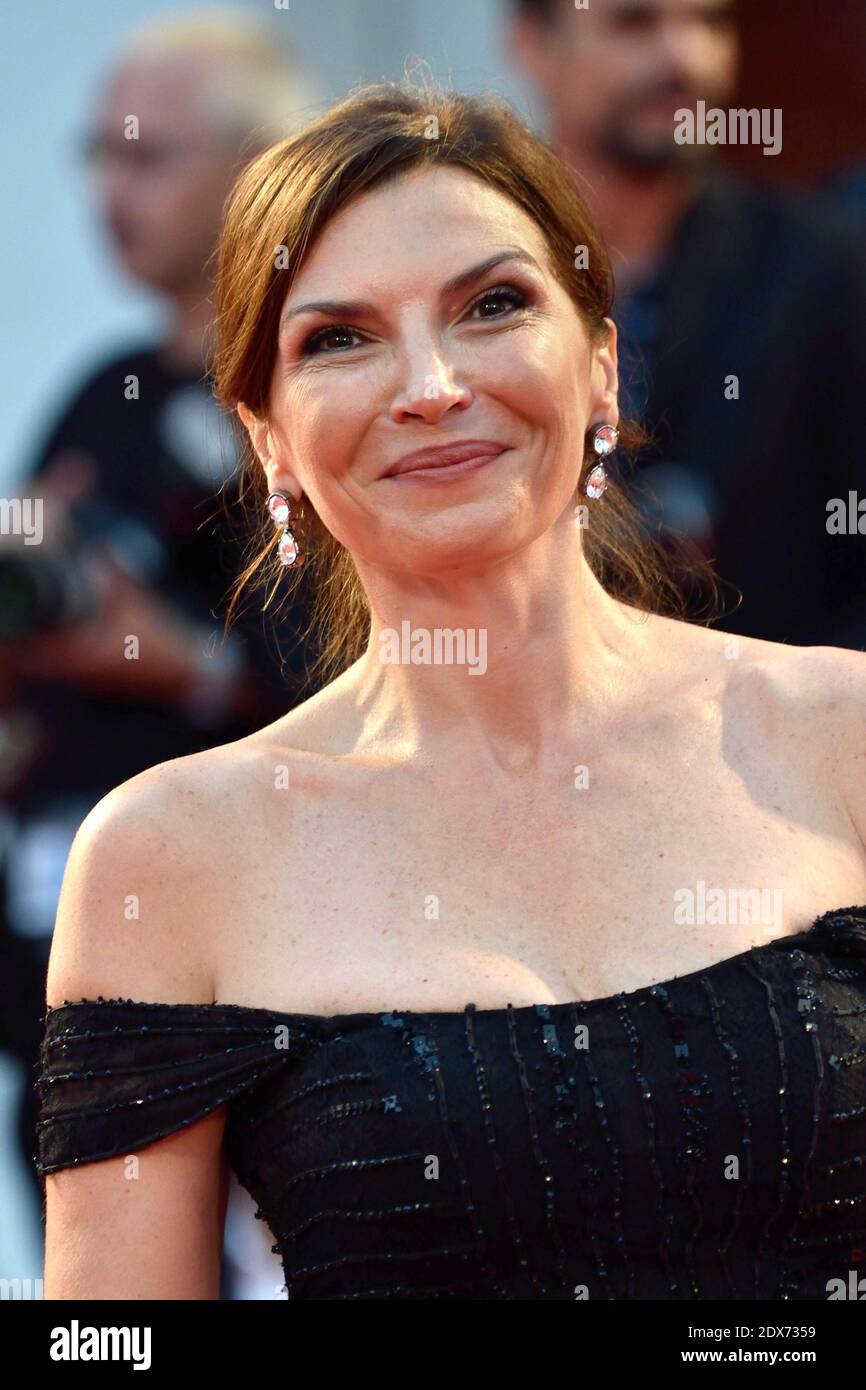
[210,74,723,694]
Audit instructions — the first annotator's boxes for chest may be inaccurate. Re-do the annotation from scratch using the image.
[213,736,866,1014]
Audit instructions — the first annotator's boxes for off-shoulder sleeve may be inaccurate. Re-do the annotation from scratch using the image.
[35,998,294,1178]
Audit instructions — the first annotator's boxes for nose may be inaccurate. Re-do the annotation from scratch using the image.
[389,339,473,424]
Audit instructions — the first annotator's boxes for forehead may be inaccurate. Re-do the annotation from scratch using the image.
[289,166,552,289]
[96,57,219,138]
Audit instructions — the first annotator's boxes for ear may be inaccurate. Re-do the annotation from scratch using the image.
[236,402,302,502]
[589,318,619,428]
[236,402,269,464]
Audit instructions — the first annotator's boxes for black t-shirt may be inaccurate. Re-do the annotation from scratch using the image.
[12,341,315,812]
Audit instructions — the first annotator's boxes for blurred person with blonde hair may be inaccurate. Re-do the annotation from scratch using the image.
[0,8,320,1269]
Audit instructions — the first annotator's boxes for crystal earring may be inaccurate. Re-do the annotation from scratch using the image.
[266,491,302,566]
[584,423,619,499]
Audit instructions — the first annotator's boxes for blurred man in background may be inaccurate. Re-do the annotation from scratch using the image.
[0,11,319,1291]
[504,0,866,646]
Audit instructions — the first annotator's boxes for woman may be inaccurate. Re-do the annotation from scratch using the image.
[36,80,866,1301]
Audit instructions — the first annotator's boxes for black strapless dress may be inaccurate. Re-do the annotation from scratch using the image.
[34,907,866,1300]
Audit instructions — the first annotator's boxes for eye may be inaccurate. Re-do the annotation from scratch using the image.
[297,282,528,355]
[300,324,364,357]
[468,284,529,321]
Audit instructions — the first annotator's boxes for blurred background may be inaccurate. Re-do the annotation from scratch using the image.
[1,0,864,1298]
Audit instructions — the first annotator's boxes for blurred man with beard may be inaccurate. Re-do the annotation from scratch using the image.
[504,0,866,646]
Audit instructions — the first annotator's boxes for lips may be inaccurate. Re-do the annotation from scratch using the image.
[384,440,507,478]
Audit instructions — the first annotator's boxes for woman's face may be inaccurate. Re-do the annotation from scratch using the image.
[239,164,618,573]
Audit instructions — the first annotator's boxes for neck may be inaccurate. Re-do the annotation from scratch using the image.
[558,141,700,292]
[347,509,655,775]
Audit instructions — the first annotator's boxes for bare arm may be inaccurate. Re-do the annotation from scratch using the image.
[42,760,229,1300]
[44,1113,228,1300]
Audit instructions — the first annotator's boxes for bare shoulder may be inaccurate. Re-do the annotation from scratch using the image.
[44,733,286,1010]
[726,635,866,723]
[666,614,866,713]
[775,642,866,844]
[716,633,866,844]
[44,661,362,1012]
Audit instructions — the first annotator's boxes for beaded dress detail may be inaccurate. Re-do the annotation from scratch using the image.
[35,907,866,1300]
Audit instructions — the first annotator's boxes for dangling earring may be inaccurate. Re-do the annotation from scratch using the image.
[266,491,303,566]
[584,423,619,499]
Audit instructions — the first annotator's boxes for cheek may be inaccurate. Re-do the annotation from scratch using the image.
[145,183,199,234]
[281,348,411,459]
[165,169,223,223]
[277,376,365,487]
[288,373,356,438]
[496,328,583,424]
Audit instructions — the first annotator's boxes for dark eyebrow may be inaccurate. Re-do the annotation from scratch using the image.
[279,249,543,327]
